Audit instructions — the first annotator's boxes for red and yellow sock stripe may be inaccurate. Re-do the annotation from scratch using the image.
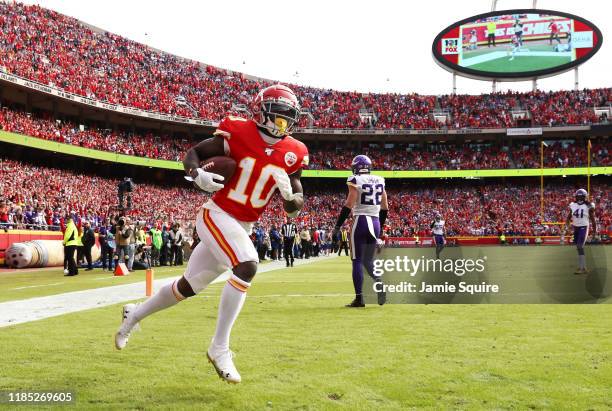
[171,280,186,301]
[228,277,249,293]
[202,209,240,267]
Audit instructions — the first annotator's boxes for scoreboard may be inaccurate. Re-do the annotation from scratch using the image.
[432,9,602,81]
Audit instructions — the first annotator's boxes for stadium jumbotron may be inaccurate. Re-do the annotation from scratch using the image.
[0,0,610,409]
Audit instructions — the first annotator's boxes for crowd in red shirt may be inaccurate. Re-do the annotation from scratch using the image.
[0,107,191,160]
[0,159,201,232]
[1,106,609,170]
[0,2,609,131]
[307,139,609,170]
[1,159,609,238]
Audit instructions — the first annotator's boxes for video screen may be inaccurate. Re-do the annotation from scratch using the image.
[456,13,593,73]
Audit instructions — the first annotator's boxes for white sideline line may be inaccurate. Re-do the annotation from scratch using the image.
[0,255,337,328]
[12,282,65,290]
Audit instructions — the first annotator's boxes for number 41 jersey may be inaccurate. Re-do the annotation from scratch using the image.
[347,174,385,217]
[212,116,309,222]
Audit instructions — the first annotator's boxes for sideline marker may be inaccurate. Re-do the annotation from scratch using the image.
[146,268,154,296]
[114,263,129,276]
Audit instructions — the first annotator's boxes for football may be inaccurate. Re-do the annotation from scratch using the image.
[200,156,236,183]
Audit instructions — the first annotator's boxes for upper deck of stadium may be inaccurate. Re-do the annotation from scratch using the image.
[0,1,610,136]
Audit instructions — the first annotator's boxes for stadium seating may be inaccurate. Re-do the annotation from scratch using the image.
[1,159,609,237]
[0,2,609,130]
[1,107,609,169]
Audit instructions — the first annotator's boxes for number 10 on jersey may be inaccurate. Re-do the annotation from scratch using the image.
[227,157,284,208]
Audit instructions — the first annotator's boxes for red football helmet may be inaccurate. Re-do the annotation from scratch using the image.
[252,84,301,138]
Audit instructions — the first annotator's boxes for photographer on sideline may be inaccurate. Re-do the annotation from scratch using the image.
[160,225,169,266]
[114,215,132,270]
[169,223,183,266]
[81,220,95,271]
[126,217,137,272]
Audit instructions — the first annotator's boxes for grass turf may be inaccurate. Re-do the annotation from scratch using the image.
[469,56,570,73]
[0,261,276,303]
[0,266,186,303]
[1,255,611,409]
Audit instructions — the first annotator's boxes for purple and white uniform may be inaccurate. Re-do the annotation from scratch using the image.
[432,219,446,245]
[347,173,384,260]
[569,201,594,246]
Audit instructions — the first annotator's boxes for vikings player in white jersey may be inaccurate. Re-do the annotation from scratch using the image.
[430,212,446,259]
[333,155,388,307]
[565,189,597,274]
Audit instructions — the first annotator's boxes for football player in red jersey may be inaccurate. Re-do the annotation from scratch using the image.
[115,85,309,384]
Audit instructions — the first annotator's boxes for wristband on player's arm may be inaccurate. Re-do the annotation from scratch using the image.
[335,206,352,229]
[379,209,388,228]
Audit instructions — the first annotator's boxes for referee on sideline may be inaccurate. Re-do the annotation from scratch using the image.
[281,219,297,267]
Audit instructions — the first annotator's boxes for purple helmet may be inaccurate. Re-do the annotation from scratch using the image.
[351,155,372,175]
[575,188,587,203]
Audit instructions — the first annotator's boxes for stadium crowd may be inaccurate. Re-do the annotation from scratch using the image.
[0,107,191,160]
[1,160,610,240]
[305,139,610,170]
[0,2,609,130]
[1,106,610,169]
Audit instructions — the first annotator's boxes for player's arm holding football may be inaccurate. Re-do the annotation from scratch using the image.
[183,136,226,192]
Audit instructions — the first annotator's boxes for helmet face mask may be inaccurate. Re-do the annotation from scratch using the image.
[351,155,372,175]
[575,188,588,204]
[253,85,301,138]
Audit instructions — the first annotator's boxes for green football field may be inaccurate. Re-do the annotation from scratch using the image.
[462,44,571,73]
[1,249,611,410]
[469,55,571,73]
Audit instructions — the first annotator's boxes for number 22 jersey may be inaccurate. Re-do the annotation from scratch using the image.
[346,174,385,217]
[211,116,309,222]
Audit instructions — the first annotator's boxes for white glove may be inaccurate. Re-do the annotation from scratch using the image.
[272,169,302,202]
[184,168,224,193]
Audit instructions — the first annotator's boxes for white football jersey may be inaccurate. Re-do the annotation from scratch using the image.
[347,174,385,217]
[569,202,593,227]
[432,220,445,235]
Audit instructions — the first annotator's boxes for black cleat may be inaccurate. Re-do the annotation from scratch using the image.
[377,290,386,306]
[345,298,365,308]
[375,279,386,305]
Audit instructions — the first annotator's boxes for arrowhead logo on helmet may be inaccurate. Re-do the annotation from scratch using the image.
[252,84,301,139]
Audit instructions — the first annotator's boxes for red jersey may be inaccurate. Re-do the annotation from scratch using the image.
[211,116,309,222]
[549,22,559,34]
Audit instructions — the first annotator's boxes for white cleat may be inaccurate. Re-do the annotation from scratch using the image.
[207,348,241,384]
[114,303,140,350]
[63,269,69,274]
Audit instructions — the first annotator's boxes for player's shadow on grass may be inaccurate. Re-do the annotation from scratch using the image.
[534,245,610,303]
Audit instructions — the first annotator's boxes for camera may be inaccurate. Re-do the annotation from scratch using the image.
[117,177,135,209]
[118,177,134,193]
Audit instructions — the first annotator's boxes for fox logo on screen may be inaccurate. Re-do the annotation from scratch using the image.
[442,39,459,55]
